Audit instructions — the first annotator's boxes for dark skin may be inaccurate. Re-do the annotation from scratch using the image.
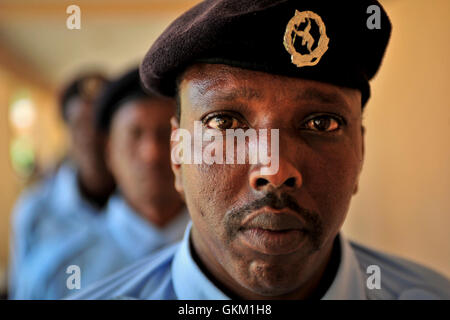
[106,98,184,228]
[171,63,365,299]
[66,97,115,208]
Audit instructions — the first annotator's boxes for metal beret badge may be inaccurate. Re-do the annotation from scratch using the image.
[283,10,330,68]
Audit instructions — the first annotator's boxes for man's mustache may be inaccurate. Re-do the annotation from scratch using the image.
[224,192,323,248]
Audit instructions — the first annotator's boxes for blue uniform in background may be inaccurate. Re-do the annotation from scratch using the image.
[69,222,450,300]
[9,163,190,299]
[9,163,104,299]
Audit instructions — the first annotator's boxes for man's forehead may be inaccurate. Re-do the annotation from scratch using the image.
[180,63,361,110]
[66,96,91,119]
[112,98,174,127]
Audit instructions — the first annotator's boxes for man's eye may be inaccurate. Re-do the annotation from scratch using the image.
[130,127,143,139]
[205,115,242,130]
[304,115,342,132]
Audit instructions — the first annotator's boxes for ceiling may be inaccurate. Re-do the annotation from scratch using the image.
[0,0,394,89]
[0,0,200,88]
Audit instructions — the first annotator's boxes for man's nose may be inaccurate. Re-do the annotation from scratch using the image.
[249,158,302,191]
[138,138,164,163]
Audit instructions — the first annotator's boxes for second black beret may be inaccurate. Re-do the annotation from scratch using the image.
[95,68,148,131]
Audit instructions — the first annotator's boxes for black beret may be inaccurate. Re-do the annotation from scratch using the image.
[59,73,108,122]
[95,68,149,131]
[140,0,392,107]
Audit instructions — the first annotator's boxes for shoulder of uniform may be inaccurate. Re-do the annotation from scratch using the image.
[12,177,55,232]
[349,240,450,299]
[67,242,180,300]
[12,164,76,231]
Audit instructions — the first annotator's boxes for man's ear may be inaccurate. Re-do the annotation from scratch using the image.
[361,125,365,160]
[353,125,365,195]
[170,116,184,196]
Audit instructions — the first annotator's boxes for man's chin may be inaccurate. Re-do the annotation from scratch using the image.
[236,228,309,256]
[233,261,308,299]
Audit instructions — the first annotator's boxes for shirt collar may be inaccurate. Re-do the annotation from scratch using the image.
[172,221,230,300]
[321,233,367,300]
[107,194,190,258]
[171,222,367,300]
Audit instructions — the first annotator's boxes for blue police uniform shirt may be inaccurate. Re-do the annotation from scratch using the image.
[9,164,190,299]
[69,221,450,300]
[47,194,189,299]
[43,193,189,300]
[104,194,190,262]
[9,162,105,299]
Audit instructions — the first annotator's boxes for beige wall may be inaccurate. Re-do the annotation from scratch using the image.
[0,71,21,273]
[0,69,64,274]
[343,0,450,277]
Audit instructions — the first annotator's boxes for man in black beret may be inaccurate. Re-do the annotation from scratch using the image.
[10,72,116,299]
[72,0,450,299]
[95,67,189,252]
[12,68,189,299]
[60,73,116,208]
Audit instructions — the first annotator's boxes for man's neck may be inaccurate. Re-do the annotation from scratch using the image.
[299,235,341,300]
[77,171,114,209]
[126,197,185,228]
[190,228,341,300]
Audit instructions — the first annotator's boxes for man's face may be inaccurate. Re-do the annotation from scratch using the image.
[172,64,364,297]
[107,98,178,210]
[66,97,108,176]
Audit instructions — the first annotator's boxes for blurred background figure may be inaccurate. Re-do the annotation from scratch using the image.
[10,67,189,299]
[60,73,116,208]
[65,67,188,293]
[9,72,116,299]
[98,68,187,231]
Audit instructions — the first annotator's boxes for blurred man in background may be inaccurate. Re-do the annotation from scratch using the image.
[54,67,188,297]
[98,68,187,232]
[9,72,115,299]
[61,73,116,209]
[65,67,189,289]
[10,67,189,299]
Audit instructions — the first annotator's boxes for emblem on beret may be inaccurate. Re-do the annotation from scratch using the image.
[283,10,329,68]
[79,77,104,101]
